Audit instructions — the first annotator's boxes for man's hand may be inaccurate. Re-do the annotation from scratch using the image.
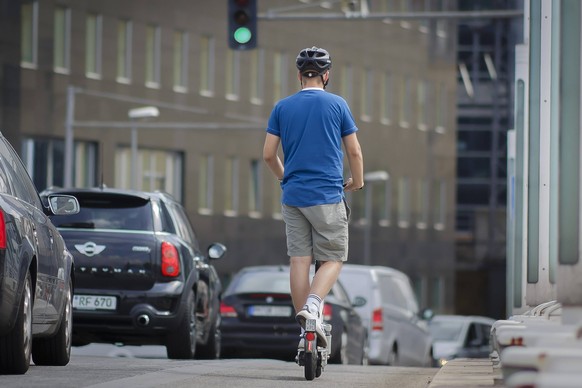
[343,177,364,192]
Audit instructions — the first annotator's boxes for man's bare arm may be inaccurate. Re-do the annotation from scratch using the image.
[342,133,364,191]
[263,133,284,180]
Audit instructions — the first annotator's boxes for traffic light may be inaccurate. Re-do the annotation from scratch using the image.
[228,0,257,50]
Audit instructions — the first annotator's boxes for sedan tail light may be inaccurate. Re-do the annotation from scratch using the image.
[220,301,238,318]
[161,242,180,277]
[372,307,383,331]
[322,303,332,321]
[0,210,5,249]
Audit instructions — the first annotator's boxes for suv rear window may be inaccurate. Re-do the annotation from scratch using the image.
[50,193,153,231]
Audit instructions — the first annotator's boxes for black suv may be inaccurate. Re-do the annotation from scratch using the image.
[0,133,80,374]
[41,187,226,359]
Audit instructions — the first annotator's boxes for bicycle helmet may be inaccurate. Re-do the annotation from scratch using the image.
[295,46,332,77]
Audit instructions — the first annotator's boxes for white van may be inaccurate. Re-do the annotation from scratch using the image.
[338,264,434,366]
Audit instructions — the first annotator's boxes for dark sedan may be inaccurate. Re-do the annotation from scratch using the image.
[220,265,368,364]
[0,132,80,374]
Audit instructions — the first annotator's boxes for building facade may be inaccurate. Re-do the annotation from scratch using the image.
[454,0,524,319]
[4,0,458,313]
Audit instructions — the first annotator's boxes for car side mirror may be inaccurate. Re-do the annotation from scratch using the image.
[420,308,434,321]
[207,242,227,260]
[48,194,80,215]
[351,296,367,307]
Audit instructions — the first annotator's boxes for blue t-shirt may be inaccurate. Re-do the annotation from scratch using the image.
[266,88,358,207]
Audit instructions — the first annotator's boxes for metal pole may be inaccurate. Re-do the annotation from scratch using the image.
[64,86,76,188]
[364,184,373,265]
[131,120,137,190]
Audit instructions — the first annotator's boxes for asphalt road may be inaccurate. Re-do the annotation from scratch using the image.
[0,345,438,388]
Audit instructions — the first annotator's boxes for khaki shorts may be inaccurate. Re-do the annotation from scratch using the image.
[281,200,350,262]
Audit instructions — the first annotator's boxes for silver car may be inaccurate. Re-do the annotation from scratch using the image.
[338,264,434,366]
[429,315,496,366]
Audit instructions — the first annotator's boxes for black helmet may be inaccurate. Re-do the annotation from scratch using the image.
[296,46,332,76]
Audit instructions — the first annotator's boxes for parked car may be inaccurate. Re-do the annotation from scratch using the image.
[0,133,80,374]
[429,314,496,366]
[41,187,226,360]
[220,265,368,364]
[338,264,434,367]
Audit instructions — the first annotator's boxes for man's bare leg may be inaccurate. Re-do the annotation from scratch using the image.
[290,256,312,313]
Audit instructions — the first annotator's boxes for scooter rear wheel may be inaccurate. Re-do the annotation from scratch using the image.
[304,351,317,380]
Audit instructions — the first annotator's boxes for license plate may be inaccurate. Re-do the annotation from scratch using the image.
[248,305,292,317]
[73,295,117,311]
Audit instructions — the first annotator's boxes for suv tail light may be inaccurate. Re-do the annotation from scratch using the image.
[0,210,5,249]
[220,301,238,318]
[322,303,332,321]
[372,307,383,331]
[161,242,180,277]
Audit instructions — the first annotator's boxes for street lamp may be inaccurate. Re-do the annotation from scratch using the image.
[363,170,389,265]
[128,106,159,189]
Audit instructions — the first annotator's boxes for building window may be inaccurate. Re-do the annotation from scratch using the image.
[416,179,429,229]
[250,49,264,105]
[360,68,373,122]
[145,24,161,88]
[434,179,446,230]
[399,76,412,128]
[173,30,188,92]
[200,35,215,96]
[53,6,70,73]
[417,80,428,131]
[397,176,410,228]
[224,157,239,216]
[380,72,393,125]
[225,49,240,100]
[21,1,38,67]
[429,276,444,312]
[117,19,132,83]
[378,178,391,227]
[412,276,427,309]
[273,51,288,103]
[198,154,214,214]
[340,64,353,106]
[85,13,102,78]
[22,138,98,191]
[248,159,262,217]
[436,83,447,133]
[115,148,183,202]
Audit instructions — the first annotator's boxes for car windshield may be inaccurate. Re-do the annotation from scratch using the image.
[226,271,291,295]
[428,319,465,341]
[338,271,373,307]
[50,193,153,231]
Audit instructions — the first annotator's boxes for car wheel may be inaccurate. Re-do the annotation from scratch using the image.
[32,278,73,366]
[329,330,349,364]
[166,288,196,359]
[196,312,221,359]
[0,271,32,374]
[360,335,370,365]
[387,345,398,366]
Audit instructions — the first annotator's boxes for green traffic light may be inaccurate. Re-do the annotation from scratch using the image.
[234,27,252,44]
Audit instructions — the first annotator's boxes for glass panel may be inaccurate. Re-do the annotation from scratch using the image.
[559,0,581,265]
[527,0,542,281]
[21,2,36,64]
[53,6,68,70]
[116,20,131,80]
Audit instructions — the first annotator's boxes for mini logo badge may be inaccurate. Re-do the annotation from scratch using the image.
[75,242,106,257]
[266,296,274,304]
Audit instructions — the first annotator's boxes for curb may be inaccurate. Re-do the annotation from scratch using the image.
[428,358,502,387]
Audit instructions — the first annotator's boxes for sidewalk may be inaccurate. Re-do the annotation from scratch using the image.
[428,358,504,387]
